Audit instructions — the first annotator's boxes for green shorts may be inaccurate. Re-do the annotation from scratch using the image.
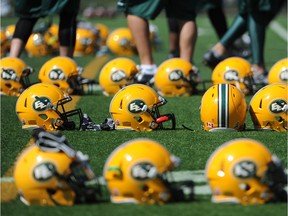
[196,0,223,11]
[165,0,197,21]
[117,0,165,20]
[238,0,284,14]
[15,0,80,18]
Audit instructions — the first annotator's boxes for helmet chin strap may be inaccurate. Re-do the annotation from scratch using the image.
[156,113,176,130]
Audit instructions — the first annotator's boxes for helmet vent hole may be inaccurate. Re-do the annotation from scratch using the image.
[259,99,263,109]
[119,100,123,109]
[24,98,27,107]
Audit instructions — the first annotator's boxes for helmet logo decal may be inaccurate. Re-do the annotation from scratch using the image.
[279,69,288,81]
[131,162,157,180]
[33,96,51,111]
[128,99,146,113]
[1,68,17,80]
[33,162,55,181]
[49,69,65,80]
[233,161,256,179]
[169,70,183,81]
[224,70,239,81]
[269,99,287,114]
[111,70,126,82]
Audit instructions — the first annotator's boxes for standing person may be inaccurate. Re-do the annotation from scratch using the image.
[117,0,198,85]
[9,0,80,58]
[203,0,285,83]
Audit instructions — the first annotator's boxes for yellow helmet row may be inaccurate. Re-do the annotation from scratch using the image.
[14,133,287,206]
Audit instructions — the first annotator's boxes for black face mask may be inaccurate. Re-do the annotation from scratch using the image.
[67,75,96,95]
[148,100,176,130]
[50,96,83,131]
[261,156,287,203]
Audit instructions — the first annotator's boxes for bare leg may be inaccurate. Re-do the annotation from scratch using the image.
[59,46,74,58]
[179,20,197,62]
[127,14,154,65]
[9,38,25,57]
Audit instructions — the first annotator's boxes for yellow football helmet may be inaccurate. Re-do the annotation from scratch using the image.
[155,58,197,96]
[5,24,15,40]
[14,129,99,206]
[38,56,94,95]
[200,84,247,131]
[1,29,9,57]
[74,28,98,56]
[25,33,53,57]
[249,83,287,132]
[212,57,255,95]
[109,84,176,131]
[268,58,288,84]
[106,27,137,56]
[95,23,110,45]
[16,83,83,131]
[44,24,59,53]
[0,57,33,96]
[206,138,287,205]
[104,138,194,204]
[99,57,139,96]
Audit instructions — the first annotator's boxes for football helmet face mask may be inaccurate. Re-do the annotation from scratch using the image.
[205,138,287,205]
[0,57,33,96]
[200,84,247,132]
[104,138,193,204]
[212,57,255,95]
[268,58,288,84]
[155,58,197,96]
[99,57,139,96]
[38,56,94,95]
[249,83,287,132]
[109,84,176,131]
[106,27,137,56]
[14,130,100,206]
[16,83,83,131]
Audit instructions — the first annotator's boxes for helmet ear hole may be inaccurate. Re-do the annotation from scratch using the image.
[39,114,48,120]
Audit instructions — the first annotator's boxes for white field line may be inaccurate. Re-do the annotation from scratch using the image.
[269,21,288,42]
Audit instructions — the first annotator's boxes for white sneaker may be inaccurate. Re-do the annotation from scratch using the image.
[135,64,157,85]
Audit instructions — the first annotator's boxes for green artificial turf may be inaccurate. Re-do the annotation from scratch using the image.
[1,13,287,216]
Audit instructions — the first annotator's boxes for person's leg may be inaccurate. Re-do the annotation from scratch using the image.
[247,11,273,83]
[127,14,154,65]
[178,20,197,63]
[203,15,247,68]
[207,7,228,39]
[10,18,38,57]
[167,17,180,58]
[58,11,78,57]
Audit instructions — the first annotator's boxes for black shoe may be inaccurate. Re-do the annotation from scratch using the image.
[203,50,226,69]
